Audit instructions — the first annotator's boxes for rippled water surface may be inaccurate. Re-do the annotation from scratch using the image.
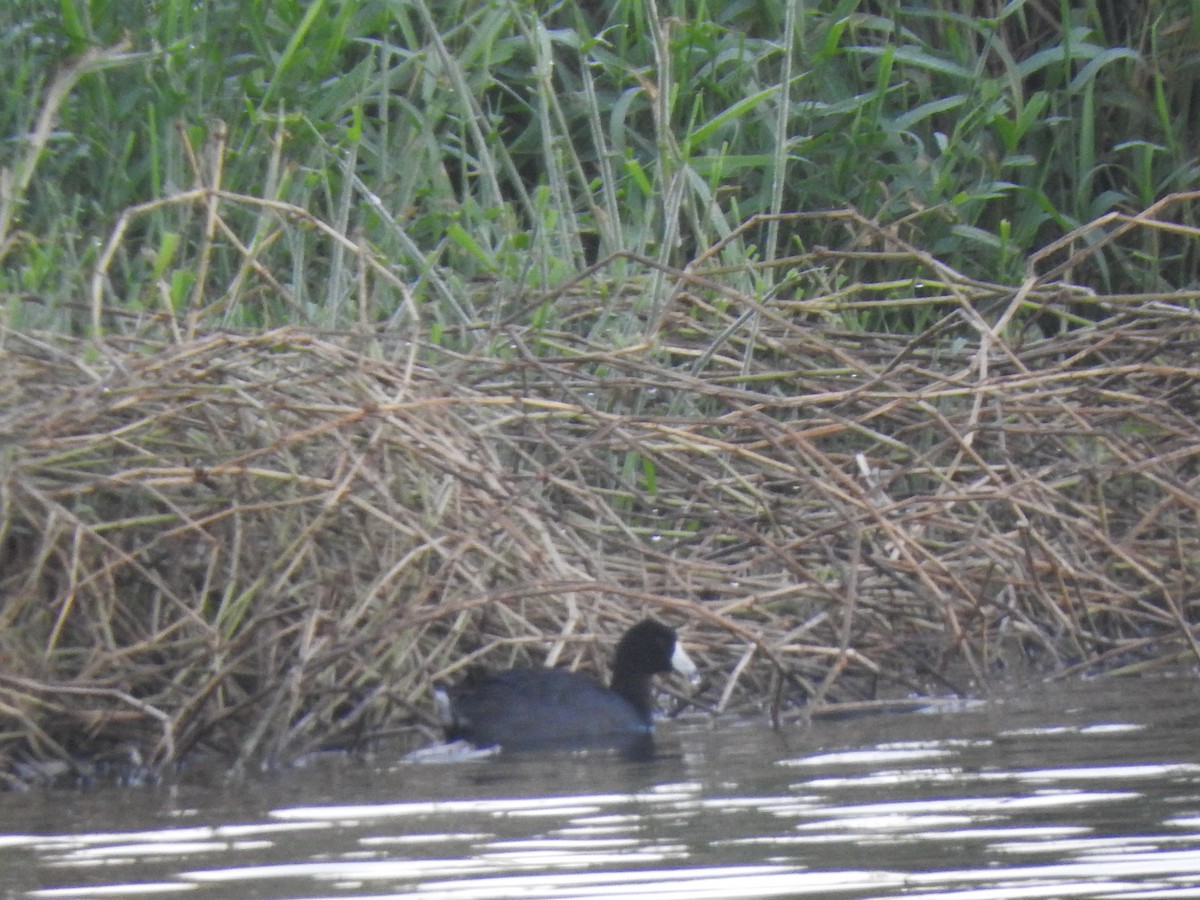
[4,677,1200,899]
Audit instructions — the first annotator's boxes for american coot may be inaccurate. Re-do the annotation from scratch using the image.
[434,618,697,753]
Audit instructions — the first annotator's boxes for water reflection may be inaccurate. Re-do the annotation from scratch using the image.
[5,677,1200,899]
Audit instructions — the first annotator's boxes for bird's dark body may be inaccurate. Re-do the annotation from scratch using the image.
[441,666,652,752]
[435,618,693,755]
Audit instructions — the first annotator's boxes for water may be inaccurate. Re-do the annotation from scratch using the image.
[3,677,1200,899]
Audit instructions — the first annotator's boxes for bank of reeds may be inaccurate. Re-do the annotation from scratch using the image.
[3,202,1200,786]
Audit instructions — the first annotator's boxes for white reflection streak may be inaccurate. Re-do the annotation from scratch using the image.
[779,747,961,767]
[0,819,324,854]
[807,789,1134,822]
[803,761,1200,791]
[894,847,1200,892]
[355,864,902,900]
[30,885,195,898]
[1011,763,1200,782]
[47,839,268,865]
[270,791,694,822]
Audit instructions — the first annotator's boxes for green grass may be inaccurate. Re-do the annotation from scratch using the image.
[2,0,1198,337]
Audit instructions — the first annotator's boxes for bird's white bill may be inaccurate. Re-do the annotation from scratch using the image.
[671,641,700,684]
[432,686,454,726]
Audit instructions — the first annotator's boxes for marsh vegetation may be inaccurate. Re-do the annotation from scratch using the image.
[1,0,1199,785]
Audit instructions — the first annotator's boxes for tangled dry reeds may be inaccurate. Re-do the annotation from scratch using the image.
[3,221,1200,786]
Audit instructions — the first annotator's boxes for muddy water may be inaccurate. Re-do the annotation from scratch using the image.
[3,677,1200,899]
